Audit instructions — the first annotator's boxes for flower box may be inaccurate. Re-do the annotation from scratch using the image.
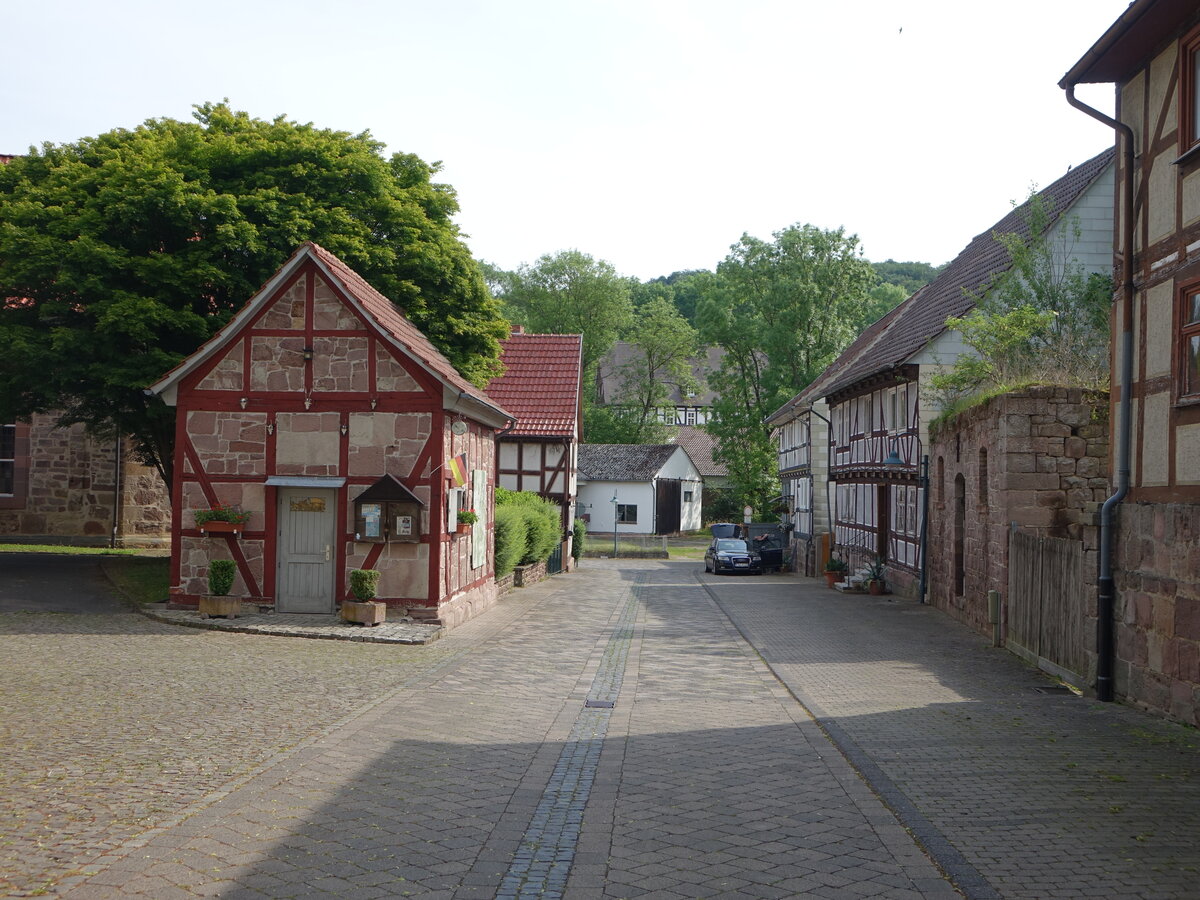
[200,521,243,535]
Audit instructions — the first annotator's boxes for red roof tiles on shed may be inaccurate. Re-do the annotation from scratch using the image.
[486,333,583,439]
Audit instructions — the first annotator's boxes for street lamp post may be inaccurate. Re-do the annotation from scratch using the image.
[611,493,619,558]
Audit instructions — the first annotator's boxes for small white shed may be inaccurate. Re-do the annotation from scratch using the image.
[577,444,703,535]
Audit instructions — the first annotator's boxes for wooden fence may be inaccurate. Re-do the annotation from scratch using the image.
[1007,527,1086,684]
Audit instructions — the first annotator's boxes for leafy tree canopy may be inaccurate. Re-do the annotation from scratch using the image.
[871,259,943,294]
[696,223,877,511]
[0,102,508,486]
[491,249,633,380]
[583,297,699,444]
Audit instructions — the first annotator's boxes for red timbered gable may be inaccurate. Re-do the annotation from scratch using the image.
[487,331,583,534]
[151,243,511,628]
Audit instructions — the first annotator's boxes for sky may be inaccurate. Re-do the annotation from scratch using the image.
[2,0,1131,280]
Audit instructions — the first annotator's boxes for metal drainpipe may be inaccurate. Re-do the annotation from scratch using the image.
[1064,83,1135,703]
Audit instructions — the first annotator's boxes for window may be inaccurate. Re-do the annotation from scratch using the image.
[617,503,638,524]
[0,425,14,495]
[1183,27,1200,151]
[1183,284,1200,398]
[683,490,694,503]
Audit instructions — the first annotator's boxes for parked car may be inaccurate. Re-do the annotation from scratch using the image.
[704,538,762,575]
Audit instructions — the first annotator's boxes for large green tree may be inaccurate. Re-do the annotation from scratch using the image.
[698,224,877,512]
[583,297,699,444]
[0,102,508,487]
[495,249,633,380]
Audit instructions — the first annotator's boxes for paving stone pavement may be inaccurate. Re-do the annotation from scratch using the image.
[36,560,955,899]
[702,570,1200,899]
[6,557,1198,898]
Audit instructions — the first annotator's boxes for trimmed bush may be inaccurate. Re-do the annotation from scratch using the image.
[495,489,561,570]
[208,559,236,596]
[494,505,525,577]
[572,517,586,562]
[349,569,382,601]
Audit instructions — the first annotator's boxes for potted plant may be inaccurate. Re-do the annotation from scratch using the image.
[865,557,888,595]
[456,508,478,535]
[342,568,386,626]
[824,556,849,588]
[194,504,252,535]
[199,559,240,618]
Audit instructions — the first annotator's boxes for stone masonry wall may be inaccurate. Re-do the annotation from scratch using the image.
[928,387,1108,641]
[0,413,169,547]
[1116,502,1200,726]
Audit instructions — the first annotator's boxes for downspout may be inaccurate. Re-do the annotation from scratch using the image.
[1064,83,1134,703]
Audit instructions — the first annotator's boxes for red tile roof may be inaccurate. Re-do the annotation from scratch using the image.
[821,147,1114,400]
[487,333,583,439]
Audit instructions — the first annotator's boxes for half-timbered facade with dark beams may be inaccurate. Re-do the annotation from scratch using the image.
[816,149,1115,596]
[486,329,583,563]
[767,302,906,575]
[149,243,512,629]
[1064,0,1200,724]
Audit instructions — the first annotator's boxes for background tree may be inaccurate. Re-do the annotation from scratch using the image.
[584,297,698,444]
[0,102,508,487]
[495,249,633,381]
[871,259,943,294]
[697,223,877,512]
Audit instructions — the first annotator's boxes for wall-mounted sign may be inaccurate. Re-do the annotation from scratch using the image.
[291,497,327,513]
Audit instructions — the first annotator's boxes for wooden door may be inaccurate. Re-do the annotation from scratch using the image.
[276,488,336,613]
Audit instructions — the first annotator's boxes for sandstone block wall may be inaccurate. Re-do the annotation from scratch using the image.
[1116,502,1200,725]
[928,387,1108,637]
[0,414,169,547]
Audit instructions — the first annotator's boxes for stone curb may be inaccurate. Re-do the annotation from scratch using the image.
[137,606,444,644]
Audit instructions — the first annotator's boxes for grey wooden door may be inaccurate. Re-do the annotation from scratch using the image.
[276,488,336,613]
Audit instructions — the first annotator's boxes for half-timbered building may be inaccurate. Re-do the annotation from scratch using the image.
[816,149,1114,595]
[486,329,583,562]
[149,243,512,629]
[766,304,905,575]
[1063,0,1200,723]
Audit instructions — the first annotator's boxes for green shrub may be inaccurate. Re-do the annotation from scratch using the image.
[208,559,236,596]
[572,518,586,562]
[349,569,382,601]
[522,507,558,564]
[494,505,525,577]
[494,489,561,569]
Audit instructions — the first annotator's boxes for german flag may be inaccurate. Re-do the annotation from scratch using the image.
[448,453,468,487]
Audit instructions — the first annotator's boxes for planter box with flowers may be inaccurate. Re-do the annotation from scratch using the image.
[194,504,252,536]
[456,509,478,535]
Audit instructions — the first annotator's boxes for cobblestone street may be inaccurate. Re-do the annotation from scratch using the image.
[2,557,1198,898]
